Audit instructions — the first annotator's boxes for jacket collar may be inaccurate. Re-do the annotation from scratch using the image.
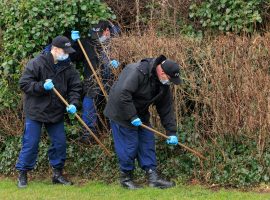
[41,52,71,73]
[137,55,167,78]
[136,58,157,78]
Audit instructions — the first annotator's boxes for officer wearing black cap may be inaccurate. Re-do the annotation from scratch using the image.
[52,35,76,54]
[16,35,82,188]
[104,55,181,189]
[69,20,120,144]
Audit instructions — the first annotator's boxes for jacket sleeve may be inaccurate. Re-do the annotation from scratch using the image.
[69,41,84,62]
[67,66,82,107]
[118,68,140,121]
[19,60,47,96]
[70,39,98,71]
[154,86,177,136]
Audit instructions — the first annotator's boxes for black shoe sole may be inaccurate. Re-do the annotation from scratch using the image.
[149,184,175,189]
[18,184,27,188]
[52,180,73,185]
[121,184,142,190]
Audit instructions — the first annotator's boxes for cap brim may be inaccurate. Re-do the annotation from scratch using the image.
[64,47,76,54]
[170,77,182,85]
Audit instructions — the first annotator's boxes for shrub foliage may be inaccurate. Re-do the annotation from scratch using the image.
[1,0,270,188]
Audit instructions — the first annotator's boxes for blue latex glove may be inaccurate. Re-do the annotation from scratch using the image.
[131,118,142,127]
[66,104,77,114]
[71,30,80,41]
[43,79,54,91]
[166,136,178,145]
[110,60,120,69]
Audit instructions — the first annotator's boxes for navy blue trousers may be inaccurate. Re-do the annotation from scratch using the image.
[110,121,157,172]
[82,96,97,132]
[16,118,66,171]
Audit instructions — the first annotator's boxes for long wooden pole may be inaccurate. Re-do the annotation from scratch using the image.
[77,39,110,132]
[140,124,206,160]
[77,39,108,100]
[52,87,112,157]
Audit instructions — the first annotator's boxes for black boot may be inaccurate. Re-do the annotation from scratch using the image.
[147,169,175,189]
[78,133,92,145]
[52,168,73,185]
[18,170,28,188]
[120,171,142,190]
[78,130,97,145]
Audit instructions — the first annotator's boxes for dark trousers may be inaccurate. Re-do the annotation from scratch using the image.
[82,64,113,133]
[82,96,97,132]
[110,121,157,172]
[16,118,66,171]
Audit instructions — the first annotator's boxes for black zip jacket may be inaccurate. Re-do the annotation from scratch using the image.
[70,38,100,79]
[19,52,82,123]
[104,58,177,136]
[70,38,112,97]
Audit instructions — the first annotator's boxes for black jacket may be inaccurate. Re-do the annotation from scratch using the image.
[70,38,112,97]
[70,38,100,79]
[19,52,82,123]
[104,58,177,136]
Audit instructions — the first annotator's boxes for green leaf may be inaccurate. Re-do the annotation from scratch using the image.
[32,7,38,12]
[81,5,87,11]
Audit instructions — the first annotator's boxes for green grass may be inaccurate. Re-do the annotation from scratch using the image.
[0,178,270,200]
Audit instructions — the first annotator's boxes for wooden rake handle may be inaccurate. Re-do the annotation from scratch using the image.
[140,124,206,160]
[77,39,108,100]
[52,87,112,157]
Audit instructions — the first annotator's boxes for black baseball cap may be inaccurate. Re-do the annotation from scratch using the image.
[51,36,75,54]
[90,20,111,40]
[161,59,181,85]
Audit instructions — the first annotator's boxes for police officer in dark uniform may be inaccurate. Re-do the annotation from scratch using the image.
[104,55,181,189]
[16,36,82,188]
[70,20,120,143]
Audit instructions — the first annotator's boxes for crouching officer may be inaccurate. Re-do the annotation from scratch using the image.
[104,55,181,189]
[16,36,82,188]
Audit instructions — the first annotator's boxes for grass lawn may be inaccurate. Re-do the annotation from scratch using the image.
[1,178,270,200]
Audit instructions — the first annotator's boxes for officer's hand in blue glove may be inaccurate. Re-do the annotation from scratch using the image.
[110,60,120,69]
[43,79,54,91]
[66,104,77,114]
[166,136,178,145]
[131,117,142,127]
[71,30,80,41]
